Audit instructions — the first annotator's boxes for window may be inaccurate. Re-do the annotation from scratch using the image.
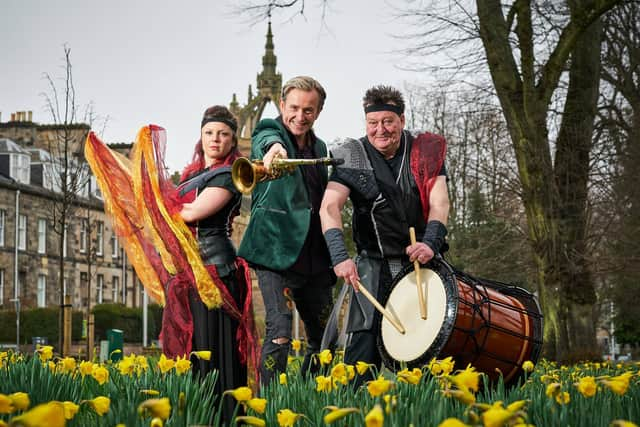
[112,276,119,303]
[80,272,88,306]
[10,153,30,184]
[37,274,47,307]
[17,215,27,251]
[0,209,5,246]
[97,274,104,304]
[79,219,88,253]
[37,218,47,254]
[0,269,4,305]
[110,233,118,258]
[96,222,104,256]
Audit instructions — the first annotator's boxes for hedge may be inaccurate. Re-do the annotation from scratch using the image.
[0,303,162,345]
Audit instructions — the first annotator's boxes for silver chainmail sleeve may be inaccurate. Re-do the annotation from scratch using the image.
[329,137,378,200]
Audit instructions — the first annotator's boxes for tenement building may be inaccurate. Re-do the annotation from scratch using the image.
[0,112,141,311]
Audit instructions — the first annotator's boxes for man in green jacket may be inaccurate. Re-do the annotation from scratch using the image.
[238,76,335,385]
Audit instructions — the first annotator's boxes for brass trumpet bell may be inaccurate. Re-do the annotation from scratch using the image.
[231,156,345,194]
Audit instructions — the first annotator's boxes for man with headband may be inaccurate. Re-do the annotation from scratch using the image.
[238,76,335,386]
[320,85,450,383]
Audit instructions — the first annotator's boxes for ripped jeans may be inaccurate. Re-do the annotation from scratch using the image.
[256,268,334,386]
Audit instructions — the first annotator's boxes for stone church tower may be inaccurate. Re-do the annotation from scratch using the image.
[229,21,282,156]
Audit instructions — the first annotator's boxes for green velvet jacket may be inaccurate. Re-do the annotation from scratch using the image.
[237,118,328,270]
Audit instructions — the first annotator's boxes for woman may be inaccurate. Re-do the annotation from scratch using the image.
[178,105,252,420]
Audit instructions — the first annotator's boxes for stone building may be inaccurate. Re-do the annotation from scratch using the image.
[0,117,141,312]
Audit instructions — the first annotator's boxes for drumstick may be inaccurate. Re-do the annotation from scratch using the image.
[355,280,406,335]
[410,227,427,319]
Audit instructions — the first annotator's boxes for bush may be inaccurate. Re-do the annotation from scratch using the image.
[91,303,162,343]
[0,308,83,345]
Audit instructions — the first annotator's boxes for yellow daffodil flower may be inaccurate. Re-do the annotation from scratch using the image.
[118,355,136,376]
[62,401,79,420]
[91,365,109,385]
[318,349,332,366]
[610,420,639,427]
[8,392,30,411]
[157,354,175,374]
[0,394,13,414]
[36,345,54,362]
[191,350,211,361]
[136,355,149,374]
[356,361,372,376]
[86,396,110,416]
[365,404,384,427]
[279,373,288,385]
[383,394,397,414]
[150,417,163,427]
[451,365,480,392]
[291,339,301,352]
[276,408,301,427]
[367,376,393,397]
[545,382,561,398]
[175,355,191,375]
[505,400,528,412]
[315,375,334,392]
[323,407,359,424]
[397,367,422,385]
[247,398,267,414]
[140,389,161,396]
[438,418,471,427]
[346,364,355,380]
[79,360,94,377]
[482,406,514,427]
[47,361,56,374]
[60,357,76,374]
[601,372,633,396]
[576,376,597,397]
[235,415,267,426]
[229,386,253,402]
[522,360,535,372]
[8,401,65,427]
[443,387,476,405]
[138,397,172,420]
[555,391,570,405]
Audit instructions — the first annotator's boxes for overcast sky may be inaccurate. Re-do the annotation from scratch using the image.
[1,0,431,172]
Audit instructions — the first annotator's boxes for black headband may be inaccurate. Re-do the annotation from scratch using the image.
[201,116,238,133]
[364,103,403,116]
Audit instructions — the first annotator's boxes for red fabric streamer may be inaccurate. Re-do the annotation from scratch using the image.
[409,132,447,221]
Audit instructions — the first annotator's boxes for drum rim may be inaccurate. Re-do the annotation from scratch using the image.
[376,257,459,370]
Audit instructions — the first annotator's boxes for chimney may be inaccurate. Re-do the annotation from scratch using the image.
[27,111,32,122]
[18,111,24,121]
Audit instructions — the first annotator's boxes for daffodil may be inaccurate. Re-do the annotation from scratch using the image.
[601,372,633,396]
[397,367,422,385]
[8,392,30,411]
[279,373,288,385]
[545,382,561,398]
[36,345,54,362]
[141,389,161,396]
[138,397,172,420]
[8,401,65,427]
[60,357,76,374]
[438,418,470,427]
[367,376,393,397]
[62,401,79,420]
[191,350,212,361]
[428,356,455,376]
[610,420,639,427]
[136,355,149,374]
[157,354,175,374]
[522,360,535,372]
[383,394,397,414]
[85,396,110,416]
[150,417,163,427]
[323,406,359,424]
[451,365,480,392]
[316,375,334,392]
[318,349,332,366]
[356,361,372,375]
[91,365,109,385]
[175,355,191,375]
[365,404,384,427]
[276,408,301,427]
[576,376,597,397]
[291,339,301,352]
[235,415,267,426]
[0,394,13,414]
[247,398,267,414]
[505,400,528,412]
[443,387,476,405]
[79,360,94,377]
[118,355,136,376]
[229,386,253,402]
[555,391,570,405]
[482,406,514,427]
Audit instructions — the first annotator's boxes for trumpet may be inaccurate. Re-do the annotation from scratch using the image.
[231,156,344,194]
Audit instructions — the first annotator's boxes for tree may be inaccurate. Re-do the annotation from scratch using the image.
[41,46,92,353]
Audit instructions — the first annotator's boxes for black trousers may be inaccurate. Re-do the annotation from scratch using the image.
[256,268,334,386]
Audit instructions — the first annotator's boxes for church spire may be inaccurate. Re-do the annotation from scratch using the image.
[260,20,277,79]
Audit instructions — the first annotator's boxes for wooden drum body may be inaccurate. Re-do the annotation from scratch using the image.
[376,259,543,385]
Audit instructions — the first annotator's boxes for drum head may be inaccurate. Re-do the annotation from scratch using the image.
[377,261,458,369]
